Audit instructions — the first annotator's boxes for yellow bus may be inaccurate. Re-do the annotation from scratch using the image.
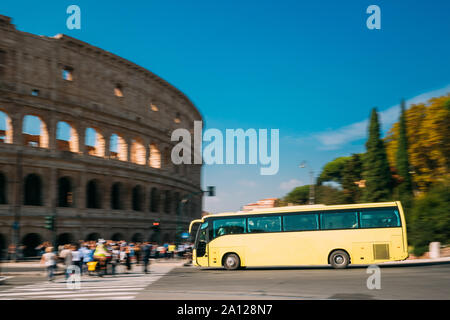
[189,202,408,270]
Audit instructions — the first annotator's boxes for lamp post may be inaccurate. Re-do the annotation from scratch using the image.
[175,186,215,245]
[299,161,315,205]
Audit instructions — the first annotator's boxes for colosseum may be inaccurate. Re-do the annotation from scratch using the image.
[0,15,203,257]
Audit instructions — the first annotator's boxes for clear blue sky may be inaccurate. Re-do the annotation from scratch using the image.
[1,0,449,212]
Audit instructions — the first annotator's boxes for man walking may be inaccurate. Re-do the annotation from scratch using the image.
[142,242,152,274]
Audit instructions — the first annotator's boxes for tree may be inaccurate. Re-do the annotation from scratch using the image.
[395,99,413,209]
[409,182,450,256]
[362,108,393,202]
[317,156,351,185]
[341,153,363,203]
[385,94,450,193]
[282,185,310,205]
[281,185,346,205]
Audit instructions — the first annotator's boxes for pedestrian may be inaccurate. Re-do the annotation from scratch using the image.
[110,245,120,276]
[71,244,82,275]
[59,244,73,280]
[142,242,152,274]
[40,247,57,282]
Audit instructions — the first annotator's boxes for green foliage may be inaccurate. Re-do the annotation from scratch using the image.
[317,156,351,185]
[396,99,413,199]
[282,185,310,205]
[341,153,363,203]
[409,183,450,256]
[362,108,393,202]
[281,185,346,205]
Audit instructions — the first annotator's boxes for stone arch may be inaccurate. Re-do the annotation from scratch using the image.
[162,233,170,244]
[110,133,128,161]
[86,179,101,209]
[58,176,73,207]
[0,109,13,144]
[0,233,7,260]
[24,173,42,206]
[111,182,123,210]
[0,172,7,204]
[21,233,42,257]
[131,233,143,243]
[22,114,49,148]
[132,185,143,211]
[85,127,105,157]
[56,233,74,247]
[86,233,101,241]
[164,190,172,214]
[56,121,79,152]
[150,187,160,212]
[111,233,125,241]
[130,138,146,165]
[149,143,161,168]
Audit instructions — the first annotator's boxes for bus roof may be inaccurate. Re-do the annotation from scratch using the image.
[202,202,400,220]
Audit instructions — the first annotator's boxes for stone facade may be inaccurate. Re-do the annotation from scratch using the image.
[0,15,203,256]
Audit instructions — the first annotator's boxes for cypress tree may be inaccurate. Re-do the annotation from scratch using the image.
[363,108,393,202]
[342,153,363,203]
[395,99,413,207]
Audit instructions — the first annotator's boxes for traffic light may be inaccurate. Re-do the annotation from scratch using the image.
[152,221,160,231]
[206,186,215,197]
[45,216,54,230]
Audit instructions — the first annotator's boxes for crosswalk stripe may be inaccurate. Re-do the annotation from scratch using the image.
[0,262,182,300]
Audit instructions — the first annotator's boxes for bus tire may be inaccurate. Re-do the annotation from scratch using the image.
[223,253,240,270]
[329,250,350,269]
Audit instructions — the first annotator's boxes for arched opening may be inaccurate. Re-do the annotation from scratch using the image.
[164,190,172,214]
[149,143,161,168]
[0,172,7,204]
[130,138,146,165]
[163,233,170,244]
[86,179,101,209]
[131,233,143,243]
[85,127,105,157]
[21,233,41,257]
[110,133,128,161]
[24,173,42,206]
[86,233,101,241]
[132,185,143,211]
[150,187,160,212]
[56,233,74,247]
[174,192,180,215]
[111,233,124,241]
[22,115,49,148]
[58,176,73,207]
[0,233,7,260]
[56,121,79,152]
[149,232,159,243]
[0,110,13,144]
[111,182,123,210]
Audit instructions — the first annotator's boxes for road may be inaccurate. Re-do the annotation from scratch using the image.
[1,261,449,300]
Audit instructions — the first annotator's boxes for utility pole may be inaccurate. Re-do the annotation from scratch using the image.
[299,161,315,205]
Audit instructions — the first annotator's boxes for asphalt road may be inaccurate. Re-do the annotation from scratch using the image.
[136,263,450,300]
[1,262,449,300]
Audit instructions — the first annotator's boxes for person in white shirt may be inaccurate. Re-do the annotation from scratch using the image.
[40,247,56,281]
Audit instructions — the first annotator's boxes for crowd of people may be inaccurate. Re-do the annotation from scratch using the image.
[38,240,193,281]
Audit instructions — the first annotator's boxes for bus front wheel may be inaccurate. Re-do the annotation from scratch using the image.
[223,253,240,270]
[329,250,350,269]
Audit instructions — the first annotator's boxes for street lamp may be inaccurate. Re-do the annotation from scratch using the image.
[299,161,315,205]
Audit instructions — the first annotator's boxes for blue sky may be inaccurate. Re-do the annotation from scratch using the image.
[1,1,449,212]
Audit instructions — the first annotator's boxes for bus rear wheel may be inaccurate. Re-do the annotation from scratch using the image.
[223,253,240,270]
[329,250,350,269]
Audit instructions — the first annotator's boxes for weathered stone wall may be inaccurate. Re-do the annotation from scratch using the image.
[0,15,203,254]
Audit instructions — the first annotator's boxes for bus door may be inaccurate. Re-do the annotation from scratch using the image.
[195,221,210,267]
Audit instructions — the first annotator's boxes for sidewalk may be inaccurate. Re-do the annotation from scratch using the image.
[0,258,190,276]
